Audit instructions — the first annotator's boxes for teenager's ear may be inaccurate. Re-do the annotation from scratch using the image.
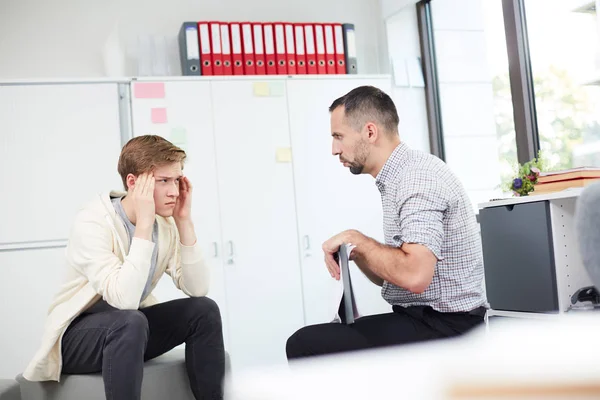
[126,173,136,191]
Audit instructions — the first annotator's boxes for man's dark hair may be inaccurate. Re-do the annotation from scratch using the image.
[329,86,399,135]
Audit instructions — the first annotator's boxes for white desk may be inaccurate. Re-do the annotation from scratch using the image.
[478,188,594,316]
[478,187,585,209]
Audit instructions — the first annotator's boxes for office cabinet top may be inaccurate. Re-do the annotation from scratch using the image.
[131,74,392,83]
[0,74,392,86]
[478,188,584,210]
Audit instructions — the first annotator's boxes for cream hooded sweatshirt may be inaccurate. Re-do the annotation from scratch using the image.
[23,191,209,381]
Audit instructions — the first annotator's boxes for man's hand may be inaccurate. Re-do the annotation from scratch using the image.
[173,176,193,222]
[131,172,155,240]
[322,230,356,280]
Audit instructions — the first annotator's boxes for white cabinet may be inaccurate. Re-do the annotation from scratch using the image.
[286,78,392,325]
[131,79,306,372]
[211,80,305,371]
[130,81,230,351]
[0,76,397,379]
[130,76,394,374]
[0,83,122,245]
[0,247,66,378]
[0,83,124,378]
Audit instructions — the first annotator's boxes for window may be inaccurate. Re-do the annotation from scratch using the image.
[430,0,518,208]
[525,0,600,169]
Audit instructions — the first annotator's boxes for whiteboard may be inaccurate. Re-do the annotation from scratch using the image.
[0,83,123,244]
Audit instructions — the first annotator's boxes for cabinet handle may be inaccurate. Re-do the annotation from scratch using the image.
[303,235,312,257]
[227,241,235,264]
[212,242,219,258]
[303,235,311,250]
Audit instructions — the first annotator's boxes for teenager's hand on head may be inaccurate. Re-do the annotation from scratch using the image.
[133,172,156,228]
[173,176,193,222]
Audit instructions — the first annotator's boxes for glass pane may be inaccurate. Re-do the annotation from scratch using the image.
[483,0,519,185]
[431,0,518,208]
[525,0,600,169]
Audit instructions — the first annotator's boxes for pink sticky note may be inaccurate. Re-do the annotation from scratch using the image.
[151,108,168,124]
[134,82,165,99]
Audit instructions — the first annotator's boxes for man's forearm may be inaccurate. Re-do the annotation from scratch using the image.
[350,233,387,286]
[353,255,385,286]
[347,230,416,290]
[174,218,197,246]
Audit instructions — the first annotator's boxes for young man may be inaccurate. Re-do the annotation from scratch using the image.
[286,86,487,359]
[23,135,225,400]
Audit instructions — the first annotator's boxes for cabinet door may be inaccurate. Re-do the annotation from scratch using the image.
[211,80,305,371]
[130,81,230,349]
[0,248,65,378]
[480,201,558,312]
[287,78,393,325]
[0,83,122,244]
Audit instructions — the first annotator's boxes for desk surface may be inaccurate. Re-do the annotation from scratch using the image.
[478,188,584,209]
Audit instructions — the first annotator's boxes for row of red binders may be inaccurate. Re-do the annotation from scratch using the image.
[178,22,357,76]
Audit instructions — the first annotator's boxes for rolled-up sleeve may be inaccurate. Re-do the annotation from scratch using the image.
[395,174,448,260]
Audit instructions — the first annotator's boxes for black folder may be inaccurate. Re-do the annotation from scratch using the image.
[336,244,358,324]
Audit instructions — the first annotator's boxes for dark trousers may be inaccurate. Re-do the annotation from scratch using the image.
[61,297,225,400]
[286,305,485,359]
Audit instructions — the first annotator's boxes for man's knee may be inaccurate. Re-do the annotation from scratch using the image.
[286,326,315,360]
[286,323,368,360]
[111,310,149,343]
[286,330,302,359]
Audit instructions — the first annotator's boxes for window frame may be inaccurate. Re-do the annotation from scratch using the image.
[417,0,540,164]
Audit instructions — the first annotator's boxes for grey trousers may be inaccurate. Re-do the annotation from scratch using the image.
[61,297,225,400]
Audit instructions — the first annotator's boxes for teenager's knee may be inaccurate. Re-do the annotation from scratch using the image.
[111,310,149,343]
[186,297,222,326]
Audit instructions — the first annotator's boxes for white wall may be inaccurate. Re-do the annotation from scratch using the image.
[385,4,430,153]
[431,0,501,208]
[380,0,418,19]
[0,0,387,78]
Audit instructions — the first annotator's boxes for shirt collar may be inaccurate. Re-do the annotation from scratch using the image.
[375,142,409,192]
